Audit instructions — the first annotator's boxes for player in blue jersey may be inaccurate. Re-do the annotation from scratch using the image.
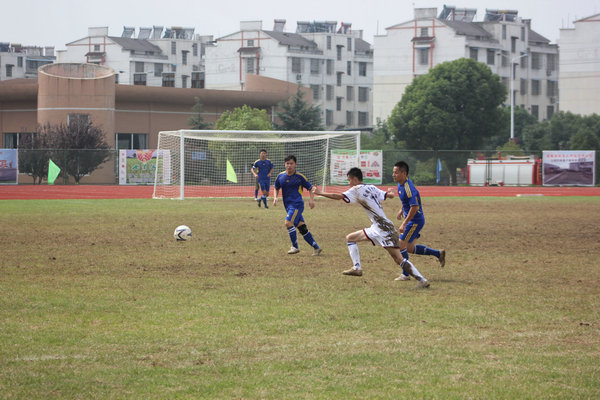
[273,155,322,256]
[393,161,445,281]
[252,149,274,209]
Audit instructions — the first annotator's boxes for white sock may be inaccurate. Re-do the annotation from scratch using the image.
[401,259,426,281]
[347,242,361,270]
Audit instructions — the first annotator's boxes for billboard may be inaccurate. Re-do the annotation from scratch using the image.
[331,150,382,184]
[0,149,18,184]
[119,150,170,185]
[543,151,595,186]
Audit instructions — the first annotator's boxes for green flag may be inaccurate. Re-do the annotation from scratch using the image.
[48,159,61,185]
[226,159,237,183]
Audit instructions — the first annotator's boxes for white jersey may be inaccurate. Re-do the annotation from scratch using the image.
[342,184,399,247]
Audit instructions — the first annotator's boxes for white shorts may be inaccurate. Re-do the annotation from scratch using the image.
[363,224,399,248]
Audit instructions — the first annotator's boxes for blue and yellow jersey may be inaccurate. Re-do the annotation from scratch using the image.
[274,171,312,208]
[397,178,425,223]
[252,159,273,181]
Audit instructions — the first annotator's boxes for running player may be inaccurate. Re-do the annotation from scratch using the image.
[252,149,273,208]
[273,155,322,256]
[312,167,429,288]
[393,161,445,281]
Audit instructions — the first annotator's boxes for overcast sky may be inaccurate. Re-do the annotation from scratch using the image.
[2,0,599,49]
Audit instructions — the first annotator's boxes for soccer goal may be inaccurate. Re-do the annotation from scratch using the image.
[152,130,360,199]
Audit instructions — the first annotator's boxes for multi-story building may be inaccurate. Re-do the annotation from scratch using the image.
[57,26,212,88]
[373,6,559,123]
[205,20,373,130]
[0,43,55,81]
[559,13,600,116]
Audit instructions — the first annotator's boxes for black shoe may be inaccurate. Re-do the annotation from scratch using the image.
[257,199,261,207]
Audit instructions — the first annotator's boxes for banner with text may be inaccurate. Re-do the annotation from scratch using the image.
[0,149,18,185]
[543,150,595,186]
[331,150,382,184]
[119,149,170,185]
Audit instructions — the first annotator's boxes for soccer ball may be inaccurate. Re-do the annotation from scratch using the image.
[174,225,192,241]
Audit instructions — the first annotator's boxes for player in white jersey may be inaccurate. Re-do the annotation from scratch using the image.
[312,167,429,288]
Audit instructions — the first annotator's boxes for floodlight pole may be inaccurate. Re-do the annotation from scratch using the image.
[510,53,528,142]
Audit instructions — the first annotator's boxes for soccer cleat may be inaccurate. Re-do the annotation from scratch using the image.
[416,279,430,289]
[257,199,261,207]
[342,268,363,276]
[439,249,446,268]
[287,246,299,254]
[264,204,269,209]
[394,274,411,281]
[312,247,323,256]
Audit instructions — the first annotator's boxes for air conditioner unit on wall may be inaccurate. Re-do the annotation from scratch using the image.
[296,74,302,81]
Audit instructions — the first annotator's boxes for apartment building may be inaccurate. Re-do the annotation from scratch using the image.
[205,20,373,130]
[57,26,212,88]
[559,13,600,116]
[0,43,55,80]
[373,6,559,123]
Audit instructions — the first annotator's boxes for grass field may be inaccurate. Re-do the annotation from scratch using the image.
[1,196,599,399]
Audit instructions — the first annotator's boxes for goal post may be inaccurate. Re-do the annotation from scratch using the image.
[152,129,360,199]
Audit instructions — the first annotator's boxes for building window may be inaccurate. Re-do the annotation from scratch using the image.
[547,105,554,120]
[247,39,254,47]
[358,87,368,102]
[3,132,33,149]
[469,48,478,60]
[531,52,542,70]
[246,58,254,73]
[311,84,320,100]
[193,43,198,57]
[191,72,204,88]
[520,79,528,95]
[521,27,526,41]
[501,77,509,93]
[346,86,354,101]
[420,27,429,37]
[520,52,528,69]
[67,114,90,126]
[326,60,333,75]
[292,57,302,73]
[511,37,517,53]
[327,36,331,50]
[336,45,343,61]
[182,51,188,65]
[135,62,144,73]
[347,61,352,75]
[417,48,429,65]
[347,37,352,51]
[326,109,333,126]
[93,44,100,52]
[310,59,320,75]
[17,57,23,68]
[501,51,509,67]
[336,71,343,86]
[6,64,13,77]
[547,54,556,71]
[182,75,188,88]
[117,133,148,150]
[359,62,367,76]
[336,97,342,111]
[133,73,147,85]
[154,63,163,77]
[487,49,495,65]
[531,79,540,95]
[346,111,353,126]
[531,105,539,119]
[358,111,368,126]
[326,85,334,101]
[547,80,557,97]
[502,24,506,40]
[171,41,176,55]
[162,73,175,87]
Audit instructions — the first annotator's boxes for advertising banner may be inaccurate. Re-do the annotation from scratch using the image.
[0,149,18,184]
[119,150,170,185]
[331,150,382,184]
[543,150,595,186]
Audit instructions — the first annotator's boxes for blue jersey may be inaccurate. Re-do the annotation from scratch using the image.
[274,171,312,208]
[397,178,425,223]
[253,159,273,181]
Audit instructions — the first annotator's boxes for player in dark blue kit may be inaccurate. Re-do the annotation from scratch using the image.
[273,155,322,256]
[252,149,274,209]
[392,161,445,281]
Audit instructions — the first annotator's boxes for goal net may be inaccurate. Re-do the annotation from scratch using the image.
[152,130,360,199]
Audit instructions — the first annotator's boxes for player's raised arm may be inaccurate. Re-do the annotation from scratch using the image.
[311,186,344,201]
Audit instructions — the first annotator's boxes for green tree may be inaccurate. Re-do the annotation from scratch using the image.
[274,87,323,131]
[188,97,211,130]
[17,126,53,184]
[488,106,538,150]
[388,58,506,184]
[214,105,272,130]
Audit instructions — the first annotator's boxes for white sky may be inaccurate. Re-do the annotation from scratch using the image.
[2,0,599,49]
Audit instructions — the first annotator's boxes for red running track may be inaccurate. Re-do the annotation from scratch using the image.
[1,185,599,200]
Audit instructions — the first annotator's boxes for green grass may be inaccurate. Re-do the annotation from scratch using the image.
[1,196,599,399]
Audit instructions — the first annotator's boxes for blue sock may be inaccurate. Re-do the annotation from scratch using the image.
[401,249,410,276]
[302,231,318,249]
[262,196,267,206]
[288,226,298,248]
[255,189,258,199]
[415,244,441,258]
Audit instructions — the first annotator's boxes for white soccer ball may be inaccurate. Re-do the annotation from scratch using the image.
[174,225,192,241]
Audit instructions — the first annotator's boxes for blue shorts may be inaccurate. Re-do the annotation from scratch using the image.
[400,220,424,243]
[258,180,270,192]
[285,204,305,226]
